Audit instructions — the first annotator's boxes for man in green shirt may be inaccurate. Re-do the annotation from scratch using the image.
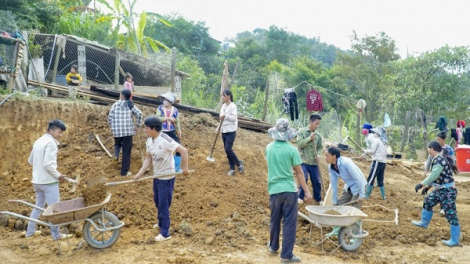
[266,118,312,263]
[296,114,323,205]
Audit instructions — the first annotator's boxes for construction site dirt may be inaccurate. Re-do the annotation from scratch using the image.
[1,97,470,264]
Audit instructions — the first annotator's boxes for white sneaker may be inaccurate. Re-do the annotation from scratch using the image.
[25,230,41,239]
[298,198,304,205]
[55,233,73,241]
[153,223,160,229]
[155,234,171,242]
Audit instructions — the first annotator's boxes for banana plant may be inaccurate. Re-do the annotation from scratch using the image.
[95,0,171,56]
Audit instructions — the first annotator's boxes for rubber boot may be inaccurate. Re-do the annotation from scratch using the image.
[379,186,386,200]
[442,225,460,247]
[365,185,373,199]
[326,226,340,238]
[411,209,433,229]
[174,155,182,172]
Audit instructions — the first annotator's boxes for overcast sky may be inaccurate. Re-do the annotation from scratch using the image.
[104,0,470,58]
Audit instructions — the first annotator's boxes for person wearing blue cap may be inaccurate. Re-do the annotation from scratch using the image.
[361,123,374,149]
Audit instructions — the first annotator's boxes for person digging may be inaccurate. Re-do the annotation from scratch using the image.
[324,146,367,238]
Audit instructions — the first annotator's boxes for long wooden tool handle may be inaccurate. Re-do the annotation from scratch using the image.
[105,170,195,186]
[95,133,113,158]
[209,121,223,156]
[347,137,371,158]
[312,136,327,195]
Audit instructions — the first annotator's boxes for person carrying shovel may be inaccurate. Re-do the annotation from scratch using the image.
[25,119,73,241]
[219,89,244,176]
[132,116,189,242]
[324,146,367,238]
[296,113,323,205]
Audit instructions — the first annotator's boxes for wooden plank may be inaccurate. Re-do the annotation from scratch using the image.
[90,85,273,133]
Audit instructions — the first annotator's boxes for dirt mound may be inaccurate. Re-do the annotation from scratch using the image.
[0,97,469,263]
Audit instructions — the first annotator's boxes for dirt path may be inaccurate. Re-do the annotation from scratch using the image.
[1,97,470,263]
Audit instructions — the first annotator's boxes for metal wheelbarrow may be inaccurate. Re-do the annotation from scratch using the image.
[0,193,124,249]
[299,205,369,252]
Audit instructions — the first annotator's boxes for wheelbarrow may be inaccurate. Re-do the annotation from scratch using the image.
[299,205,369,252]
[0,193,124,249]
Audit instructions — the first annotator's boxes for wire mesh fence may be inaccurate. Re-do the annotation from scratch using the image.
[31,34,183,96]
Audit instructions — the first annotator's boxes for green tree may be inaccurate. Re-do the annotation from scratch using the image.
[145,14,219,56]
[0,0,63,32]
[393,46,470,120]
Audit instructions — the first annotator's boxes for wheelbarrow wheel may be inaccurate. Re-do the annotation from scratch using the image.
[338,223,363,251]
[83,211,121,249]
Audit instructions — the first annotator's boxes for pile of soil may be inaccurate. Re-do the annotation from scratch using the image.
[0,97,469,263]
[81,183,107,207]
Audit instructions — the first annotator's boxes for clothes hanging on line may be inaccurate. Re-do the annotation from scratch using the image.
[281,92,290,114]
[289,91,299,121]
[306,90,323,111]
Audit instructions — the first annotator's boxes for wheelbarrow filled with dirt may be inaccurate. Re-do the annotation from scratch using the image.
[299,204,398,252]
[303,205,369,252]
[1,193,124,249]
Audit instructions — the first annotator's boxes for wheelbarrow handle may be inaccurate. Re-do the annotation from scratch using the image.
[8,199,45,211]
[105,170,195,186]
[341,200,359,206]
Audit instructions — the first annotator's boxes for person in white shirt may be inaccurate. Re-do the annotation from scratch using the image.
[219,89,244,176]
[364,127,387,200]
[133,116,189,242]
[25,119,72,241]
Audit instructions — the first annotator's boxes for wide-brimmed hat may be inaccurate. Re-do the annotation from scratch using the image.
[160,92,176,104]
[268,118,297,141]
[371,126,387,144]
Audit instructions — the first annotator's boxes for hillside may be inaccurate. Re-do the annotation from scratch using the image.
[1,96,470,264]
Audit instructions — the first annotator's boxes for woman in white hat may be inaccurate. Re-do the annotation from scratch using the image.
[156,92,182,171]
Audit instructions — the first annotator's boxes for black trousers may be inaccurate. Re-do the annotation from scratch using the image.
[289,92,299,121]
[222,131,240,170]
[114,136,133,176]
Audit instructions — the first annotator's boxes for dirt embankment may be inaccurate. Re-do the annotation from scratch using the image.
[1,97,470,264]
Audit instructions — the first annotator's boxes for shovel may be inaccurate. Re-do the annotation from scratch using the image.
[86,170,194,188]
[206,120,223,162]
[64,175,81,194]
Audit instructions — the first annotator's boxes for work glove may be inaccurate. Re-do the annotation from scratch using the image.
[421,187,430,195]
[414,183,423,193]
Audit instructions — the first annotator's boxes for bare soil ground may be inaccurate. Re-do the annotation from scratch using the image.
[1,97,470,264]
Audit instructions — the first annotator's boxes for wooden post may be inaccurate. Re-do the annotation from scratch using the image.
[416,108,429,149]
[400,111,411,152]
[262,79,269,121]
[51,37,62,96]
[51,39,62,84]
[170,47,176,93]
[356,111,361,146]
[228,59,240,90]
[114,50,120,90]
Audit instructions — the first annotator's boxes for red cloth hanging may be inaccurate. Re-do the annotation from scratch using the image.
[306,90,323,111]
